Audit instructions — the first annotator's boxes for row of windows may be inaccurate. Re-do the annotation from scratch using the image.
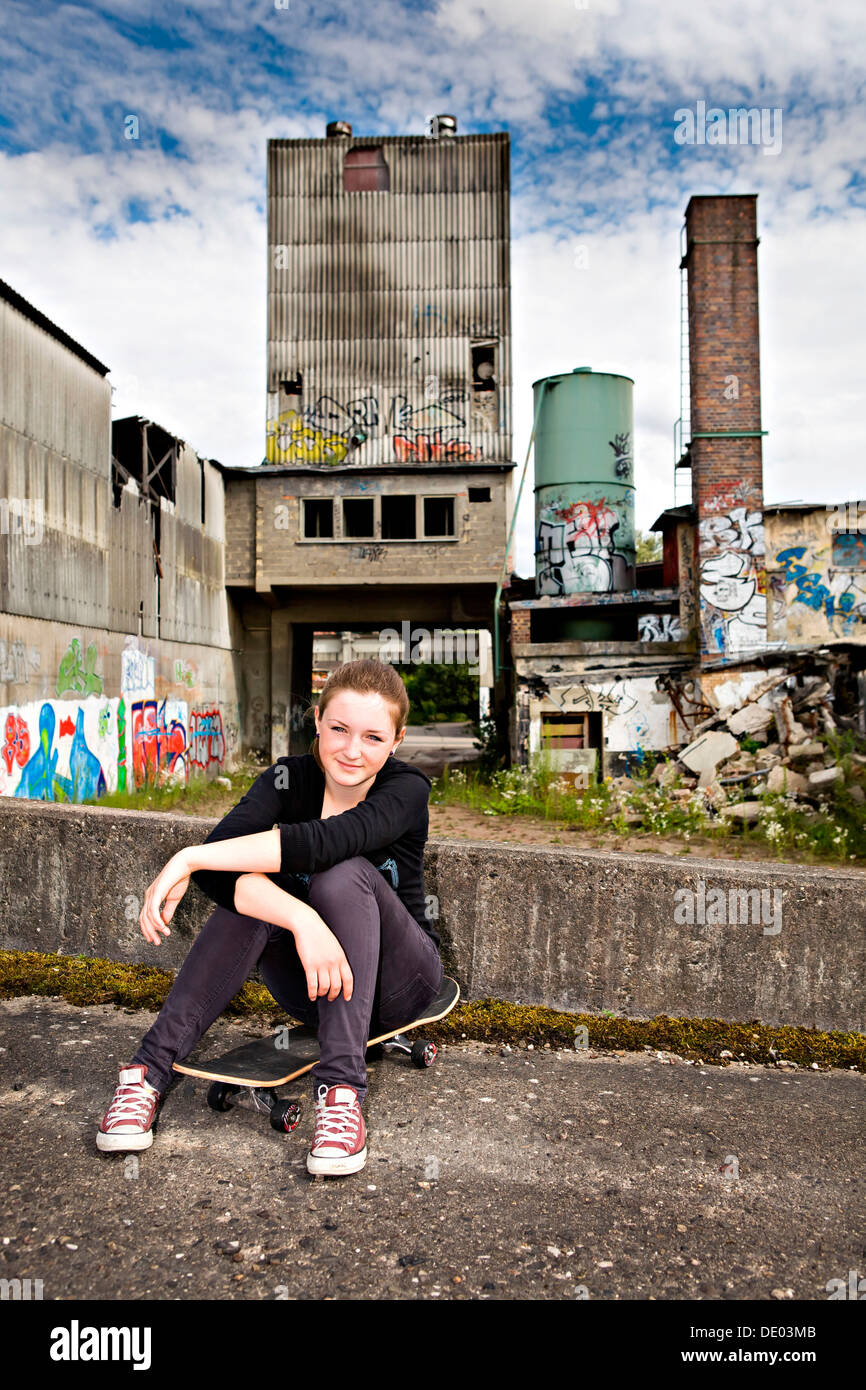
[301,488,491,541]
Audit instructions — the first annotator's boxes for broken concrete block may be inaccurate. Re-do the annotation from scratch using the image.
[767,766,808,796]
[652,762,678,787]
[808,765,843,788]
[788,741,825,763]
[773,696,807,746]
[727,703,774,737]
[721,801,763,822]
[679,730,739,786]
[702,781,728,808]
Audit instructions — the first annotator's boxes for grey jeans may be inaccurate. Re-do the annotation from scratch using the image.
[131,856,444,1105]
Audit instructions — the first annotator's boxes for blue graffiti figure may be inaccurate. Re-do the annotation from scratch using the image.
[67,707,107,801]
[15,703,106,803]
[14,703,62,800]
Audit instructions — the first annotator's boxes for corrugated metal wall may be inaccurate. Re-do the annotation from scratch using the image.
[267,132,512,467]
[0,297,230,646]
[0,298,110,478]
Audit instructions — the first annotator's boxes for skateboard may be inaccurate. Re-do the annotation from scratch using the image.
[172,976,460,1134]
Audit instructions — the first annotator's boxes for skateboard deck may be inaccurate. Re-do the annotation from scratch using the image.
[172,976,460,1088]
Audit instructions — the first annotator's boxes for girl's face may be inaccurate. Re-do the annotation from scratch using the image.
[314,689,405,786]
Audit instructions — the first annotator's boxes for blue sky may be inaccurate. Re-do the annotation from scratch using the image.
[1,0,864,574]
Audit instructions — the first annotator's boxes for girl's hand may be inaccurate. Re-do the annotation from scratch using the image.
[292,910,354,1003]
[139,851,192,944]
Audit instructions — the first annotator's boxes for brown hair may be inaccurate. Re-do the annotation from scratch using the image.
[305,659,409,755]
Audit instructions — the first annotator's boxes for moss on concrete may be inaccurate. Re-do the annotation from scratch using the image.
[1,948,862,1072]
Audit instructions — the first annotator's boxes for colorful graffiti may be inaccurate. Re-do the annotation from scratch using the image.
[265,391,482,466]
[2,713,30,773]
[131,698,188,785]
[173,658,197,688]
[536,497,632,596]
[189,708,225,768]
[698,502,767,656]
[56,638,103,697]
[776,546,866,632]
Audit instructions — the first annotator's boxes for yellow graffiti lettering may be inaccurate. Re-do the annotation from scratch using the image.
[265,410,348,465]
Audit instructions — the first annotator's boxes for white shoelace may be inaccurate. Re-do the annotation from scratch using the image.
[314,1094,361,1144]
[105,1083,155,1126]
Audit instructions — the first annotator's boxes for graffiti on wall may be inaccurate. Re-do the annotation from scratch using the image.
[121,640,155,694]
[0,640,40,685]
[131,698,188,785]
[776,546,866,633]
[536,497,632,596]
[638,612,684,641]
[57,638,104,697]
[265,391,482,466]
[0,633,230,801]
[698,501,767,655]
[189,708,225,768]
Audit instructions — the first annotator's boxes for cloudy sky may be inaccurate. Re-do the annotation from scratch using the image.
[1,0,863,575]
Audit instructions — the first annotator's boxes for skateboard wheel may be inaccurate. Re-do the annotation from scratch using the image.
[411,1039,437,1068]
[270,1100,302,1133]
[207,1082,241,1112]
[366,1042,385,1060]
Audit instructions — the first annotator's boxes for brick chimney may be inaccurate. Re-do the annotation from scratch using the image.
[683,195,766,659]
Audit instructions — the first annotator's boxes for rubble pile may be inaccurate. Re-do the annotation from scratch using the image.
[606,670,866,833]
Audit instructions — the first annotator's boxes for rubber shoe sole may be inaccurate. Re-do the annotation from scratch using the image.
[96,1128,154,1153]
[306,1144,367,1176]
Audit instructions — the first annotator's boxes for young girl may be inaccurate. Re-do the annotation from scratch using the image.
[97,659,443,1177]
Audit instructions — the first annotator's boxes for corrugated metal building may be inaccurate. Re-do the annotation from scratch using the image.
[219,120,516,759]
[0,279,242,798]
[266,126,512,469]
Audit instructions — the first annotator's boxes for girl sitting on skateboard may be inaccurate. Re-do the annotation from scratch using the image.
[97,658,443,1177]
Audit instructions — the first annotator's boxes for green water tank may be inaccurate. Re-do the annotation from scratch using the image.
[533,367,635,640]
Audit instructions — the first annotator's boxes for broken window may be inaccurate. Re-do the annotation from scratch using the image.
[382,495,416,539]
[471,342,497,392]
[423,496,455,537]
[342,497,375,537]
[344,147,390,192]
[304,499,334,538]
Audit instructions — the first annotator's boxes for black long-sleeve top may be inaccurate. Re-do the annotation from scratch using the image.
[189,753,439,949]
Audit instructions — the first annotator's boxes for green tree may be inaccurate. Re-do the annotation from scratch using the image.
[636,528,662,563]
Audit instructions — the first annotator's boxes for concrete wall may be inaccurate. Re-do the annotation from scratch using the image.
[223,466,512,591]
[766,506,866,647]
[1,798,862,1032]
[0,614,243,797]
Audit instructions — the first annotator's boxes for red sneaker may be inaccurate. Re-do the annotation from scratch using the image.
[97,1064,161,1152]
[307,1084,367,1175]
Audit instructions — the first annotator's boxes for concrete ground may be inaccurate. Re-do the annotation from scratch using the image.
[0,995,862,1303]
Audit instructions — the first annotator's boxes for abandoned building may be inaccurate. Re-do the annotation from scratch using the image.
[0,137,863,802]
[506,194,866,779]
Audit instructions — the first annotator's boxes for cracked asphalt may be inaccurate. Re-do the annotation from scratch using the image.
[0,995,862,1303]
